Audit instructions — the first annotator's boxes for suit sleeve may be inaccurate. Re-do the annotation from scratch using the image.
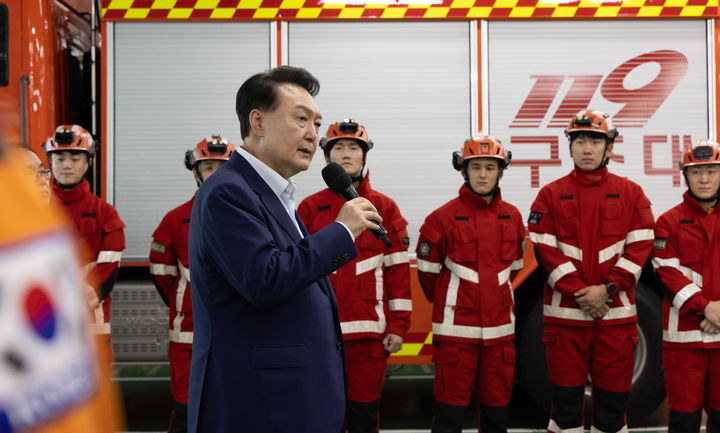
[149,213,176,307]
[528,188,587,296]
[199,181,357,308]
[509,213,526,283]
[93,206,125,301]
[416,213,445,303]
[604,192,655,291]
[651,215,709,314]
[383,204,411,338]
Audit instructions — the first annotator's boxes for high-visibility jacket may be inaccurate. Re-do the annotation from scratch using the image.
[149,196,194,354]
[416,186,525,344]
[0,149,122,433]
[298,174,412,340]
[528,166,654,327]
[652,191,720,349]
[51,180,125,335]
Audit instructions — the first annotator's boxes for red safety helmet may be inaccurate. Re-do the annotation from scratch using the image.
[44,125,96,156]
[319,119,373,157]
[680,139,720,170]
[452,134,511,171]
[565,109,618,142]
[184,135,236,170]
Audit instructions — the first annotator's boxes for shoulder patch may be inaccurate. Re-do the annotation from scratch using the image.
[498,214,510,220]
[151,241,167,254]
[402,237,410,246]
[528,211,543,225]
[418,242,431,257]
[653,239,667,250]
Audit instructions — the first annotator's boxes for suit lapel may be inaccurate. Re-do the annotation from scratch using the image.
[230,153,302,243]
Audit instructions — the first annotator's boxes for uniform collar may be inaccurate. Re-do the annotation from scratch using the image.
[459,183,500,209]
[355,172,372,196]
[572,166,608,186]
[683,190,717,215]
[51,179,90,204]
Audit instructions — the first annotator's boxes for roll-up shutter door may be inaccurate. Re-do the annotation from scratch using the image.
[113,22,270,261]
[289,21,473,252]
[487,20,709,221]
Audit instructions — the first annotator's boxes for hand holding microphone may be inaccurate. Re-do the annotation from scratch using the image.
[322,162,393,247]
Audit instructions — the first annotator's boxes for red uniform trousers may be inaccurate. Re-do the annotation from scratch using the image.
[433,341,515,408]
[345,339,389,403]
[544,323,636,433]
[664,347,720,433]
[170,351,192,404]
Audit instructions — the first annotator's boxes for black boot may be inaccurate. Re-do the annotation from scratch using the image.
[432,398,467,433]
[592,386,629,433]
[346,399,380,433]
[668,409,702,433]
[479,404,509,433]
[549,384,585,432]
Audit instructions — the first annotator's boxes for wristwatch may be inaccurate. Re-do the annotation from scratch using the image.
[604,281,618,296]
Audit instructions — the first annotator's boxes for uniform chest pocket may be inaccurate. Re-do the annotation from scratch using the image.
[602,202,625,236]
[500,223,521,261]
[556,201,578,238]
[677,226,706,264]
[449,226,479,263]
[357,231,383,253]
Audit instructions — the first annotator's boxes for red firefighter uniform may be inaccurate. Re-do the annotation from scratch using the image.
[416,185,524,411]
[652,140,720,433]
[50,179,125,352]
[528,165,654,433]
[149,197,194,405]
[298,174,412,402]
[0,145,123,433]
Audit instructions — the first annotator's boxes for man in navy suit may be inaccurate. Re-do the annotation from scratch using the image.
[187,66,384,433]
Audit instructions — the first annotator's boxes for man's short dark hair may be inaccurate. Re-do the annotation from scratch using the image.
[236,66,320,139]
[568,131,610,145]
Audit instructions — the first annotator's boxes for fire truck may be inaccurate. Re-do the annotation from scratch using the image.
[6,0,720,423]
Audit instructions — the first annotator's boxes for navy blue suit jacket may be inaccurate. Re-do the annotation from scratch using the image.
[187,152,356,433]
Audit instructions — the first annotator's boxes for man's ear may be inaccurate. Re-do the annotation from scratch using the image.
[324,154,330,165]
[605,141,614,158]
[249,109,264,137]
[498,168,504,181]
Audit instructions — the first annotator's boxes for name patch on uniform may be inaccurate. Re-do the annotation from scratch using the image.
[680,219,695,224]
[81,212,96,218]
[455,216,469,221]
[653,239,667,250]
[402,237,410,245]
[606,194,620,198]
[150,241,167,254]
[418,242,431,257]
[528,211,543,225]
[181,218,190,223]
[498,214,510,220]
[318,205,331,211]
[559,195,574,200]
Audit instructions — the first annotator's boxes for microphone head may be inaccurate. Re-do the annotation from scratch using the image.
[322,162,353,195]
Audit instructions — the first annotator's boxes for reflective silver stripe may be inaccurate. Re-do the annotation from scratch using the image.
[91,304,110,335]
[341,319,386,334]
[616,257,642,281]
[150,263,178,277]
[498,265,512,287]
[663,308,720,343]
[384,251,409,267]
[388,299,412,311]
[599,239,625,264]
[83,262,96,276]
[673,283,702,310]
[356,253,383,275]
[417,259,441,274]
[544,291,636,321]
[591,424,629,433]
[97,250,122,263]
[627,229,654,244]
[169,325,193,344]
[444,257,479,283]
[432,319,514,340]
[179,263,191,283]
[529,231,557,248]
[652,257,703,288]
[510,258,524,271]
[176,263,190,308]
[548,261,576,288]
[558,241,582,261]
[548,419,584,433]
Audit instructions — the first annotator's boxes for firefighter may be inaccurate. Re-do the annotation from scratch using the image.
[651,139,720,433]
[149,135,235,433]
[298,120,411,433]
[45,124,126,360]
[528,109,654,433]
[415,135,524,433]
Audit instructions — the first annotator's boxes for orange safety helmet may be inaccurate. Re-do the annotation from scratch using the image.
[184,135,236,170]
[319,119,373,157]
[565,109,618,142]
[680,139,720,170]
[452,134,511,171]
[43,125,96,156]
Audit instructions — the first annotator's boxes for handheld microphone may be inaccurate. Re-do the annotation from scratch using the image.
[321,162,392,248]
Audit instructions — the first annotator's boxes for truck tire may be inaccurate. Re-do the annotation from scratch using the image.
[515,281,665,423]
